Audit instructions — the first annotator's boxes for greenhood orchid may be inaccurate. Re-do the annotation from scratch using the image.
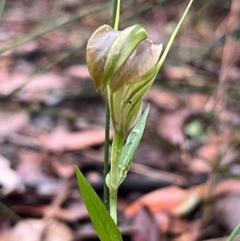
[77,0,194,229]
[87,24,162,133]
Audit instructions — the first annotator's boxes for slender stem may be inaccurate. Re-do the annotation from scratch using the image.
[110,131,125,188]
[103,103,110,210]
[112,0,121,30]
[109,131,125,223]
[103,0,121,211]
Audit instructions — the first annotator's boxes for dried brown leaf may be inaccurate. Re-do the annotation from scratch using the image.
[0,110,29,136]
[157,109,189,145]
[0,219,73,241]
[40,127,113,152]
[132,206,161,241]
[145,88,183,110]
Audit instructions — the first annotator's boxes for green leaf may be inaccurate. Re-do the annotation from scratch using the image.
[118,105,150,185]
[227,223,240,241]
[103,24,148,91]
[75,167,123,241]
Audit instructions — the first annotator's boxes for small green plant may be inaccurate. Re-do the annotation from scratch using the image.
[76,0,194,239]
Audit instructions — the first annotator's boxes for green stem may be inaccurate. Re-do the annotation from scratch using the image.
[103,0,121,213]
[112,0,121,30]
[109,131,125,223]
[227,223,240,241]
[103,0,121,212]
[103,103,110,210]
[109,187,118,223]
[112,0,118,28]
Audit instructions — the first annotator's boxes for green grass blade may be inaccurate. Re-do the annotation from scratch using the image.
[156,0,194,70]
[227,223,240,241]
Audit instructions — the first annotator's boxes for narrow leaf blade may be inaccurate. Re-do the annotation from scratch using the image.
[118,105,150,184]
[75,167,122,241]
[156,0,194,70]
